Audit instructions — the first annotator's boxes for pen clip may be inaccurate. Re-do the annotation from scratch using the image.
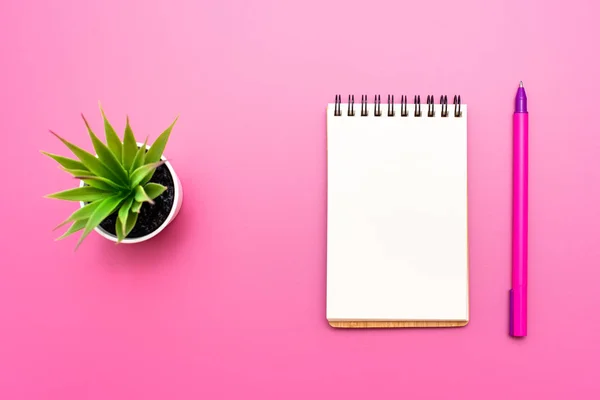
[509,289,514,336]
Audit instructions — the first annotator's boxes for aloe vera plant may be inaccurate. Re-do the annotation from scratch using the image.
[43,105,178,249]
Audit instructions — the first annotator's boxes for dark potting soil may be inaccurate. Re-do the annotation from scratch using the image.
[99,164,175,238]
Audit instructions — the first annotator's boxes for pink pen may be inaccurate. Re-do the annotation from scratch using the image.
[510,81,528,337]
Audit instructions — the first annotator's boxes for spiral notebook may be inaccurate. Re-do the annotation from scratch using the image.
[326,95,469,328]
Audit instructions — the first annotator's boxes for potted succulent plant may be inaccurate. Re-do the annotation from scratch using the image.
[43,105,183,249]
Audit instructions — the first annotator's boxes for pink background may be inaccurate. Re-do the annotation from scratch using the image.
[1,0,599,398]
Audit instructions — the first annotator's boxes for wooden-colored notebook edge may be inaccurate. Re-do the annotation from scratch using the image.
[328,320,469,328]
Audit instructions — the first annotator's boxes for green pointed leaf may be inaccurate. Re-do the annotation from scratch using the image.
[81,115,128,184]
[115,218,125,242]
[134,185,155,204]
[74,175,123,190]
[75,195,125,250]
[53,200,103,230]
[122,116,137,170]
[130,137,148,173]
[41,151,88,171]
[56,219,87,241]
[143,183,167,200]
[131,200,143,213]
[145,116,178,164]
[118,197,134,231]
[62,168,92,177]
[140,117,176,185]
[46,186,112,202]
[124,209,139,236]
[50,131,120,183]
[130,161,165,188]
[99,104,122,160]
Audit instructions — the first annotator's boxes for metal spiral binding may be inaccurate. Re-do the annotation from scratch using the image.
[414,95,421,117]
[400,95,408,117]
[333,94,463,117]
[427,95,435,117]
[334,94,341,116]
[440,95,448,117]
[387,95,394,116]
[361,95,368,116]
[453,95,462,117]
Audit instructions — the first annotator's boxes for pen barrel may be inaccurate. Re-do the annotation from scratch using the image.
[511,112,528,336]
[512,112,528,287]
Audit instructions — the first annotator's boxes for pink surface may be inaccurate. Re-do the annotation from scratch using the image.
[1,0,599,398]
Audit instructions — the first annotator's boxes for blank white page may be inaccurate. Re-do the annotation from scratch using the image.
[326,102,469,322]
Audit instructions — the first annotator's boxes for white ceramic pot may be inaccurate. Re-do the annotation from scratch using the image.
[79,144,183,244]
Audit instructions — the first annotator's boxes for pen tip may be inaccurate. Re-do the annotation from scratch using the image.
[519,81,523,87]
